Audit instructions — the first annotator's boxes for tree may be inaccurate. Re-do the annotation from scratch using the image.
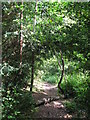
[30,0,38,92]
[20,0,23,70]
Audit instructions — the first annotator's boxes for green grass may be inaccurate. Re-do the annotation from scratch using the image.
[42,74,58,84]
[64,101,77,113]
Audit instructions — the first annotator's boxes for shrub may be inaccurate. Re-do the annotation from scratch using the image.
[1,63,35,120]
[42,74,58,84]
[62,72,90,118]
[65,101,77,113]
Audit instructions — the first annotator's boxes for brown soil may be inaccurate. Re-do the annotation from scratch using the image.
[32,80,72,119]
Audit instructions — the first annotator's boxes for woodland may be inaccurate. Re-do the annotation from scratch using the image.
[1,1,90,119]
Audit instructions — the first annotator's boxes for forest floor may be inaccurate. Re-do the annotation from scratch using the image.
[32,80,73,119]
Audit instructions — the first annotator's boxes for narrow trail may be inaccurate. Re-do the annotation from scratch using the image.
[32,80,72,118]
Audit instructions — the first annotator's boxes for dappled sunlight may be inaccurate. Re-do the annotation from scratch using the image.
[33,101,72,118]
[33,79,57,91]
[43,83,57,90]
[64,114,72,118]
[32,89,49,103]
[32,80,72,118]
[41,91,48,95]
[45,103,51,107]
[33,80,59,97]
[53,101,64,109]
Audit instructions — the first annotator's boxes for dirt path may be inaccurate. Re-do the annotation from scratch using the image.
[32,80,72,118]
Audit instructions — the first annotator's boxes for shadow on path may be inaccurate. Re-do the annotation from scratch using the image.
[32,80,72,118]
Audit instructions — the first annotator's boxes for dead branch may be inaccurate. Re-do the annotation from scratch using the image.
[35,96,60,107]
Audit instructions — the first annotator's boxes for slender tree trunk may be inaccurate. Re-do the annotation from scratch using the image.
[30,0,38,92]
[58,50,64,94]
[20,1,23,70]
[54,50,64,94]
[30,52,34,91]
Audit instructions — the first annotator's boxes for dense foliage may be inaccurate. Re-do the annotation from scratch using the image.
[1,1,90,119]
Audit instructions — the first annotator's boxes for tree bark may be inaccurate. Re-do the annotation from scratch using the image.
[30,0,38,92]
[20,1,23,71]
[58,50,64,94]
[30,52,34,92]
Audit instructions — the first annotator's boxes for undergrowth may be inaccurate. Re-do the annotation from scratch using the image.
[38,57,90,118]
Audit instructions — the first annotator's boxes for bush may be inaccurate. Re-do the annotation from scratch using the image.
[2,90,35,120]
[1,63,35,120]
[42,74,58,84]
[16,91,35,119]
[62,72,90,118]
[65,101,77,113]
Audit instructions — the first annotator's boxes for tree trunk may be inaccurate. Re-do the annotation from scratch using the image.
[20,1,23,70]
[30,0,38,92]
[58,50,64,94]
[30,52,34,92]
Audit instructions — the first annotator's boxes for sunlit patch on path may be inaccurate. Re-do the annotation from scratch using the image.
[32,80,72,118]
